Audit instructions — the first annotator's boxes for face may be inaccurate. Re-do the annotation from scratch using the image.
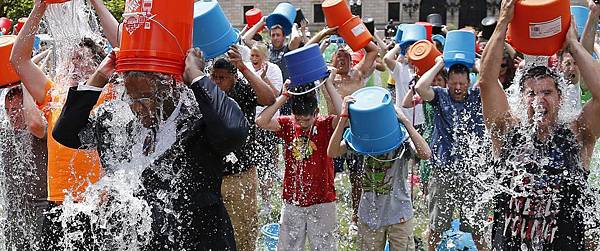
[124,73,174,128]
[433,73,447,88]
[447,72,470,101]
[210,68,236,92]
[522,77,561,129]
[333,50,351,75]
[250,49,264,67]
[499,57,509,76]
[270,28,285,49]
[294,111,317,130]
[561,53,580,83]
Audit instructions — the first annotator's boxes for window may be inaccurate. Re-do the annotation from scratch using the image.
[388,2,401,22]
[314,4,325,23]
[243,5,254,24]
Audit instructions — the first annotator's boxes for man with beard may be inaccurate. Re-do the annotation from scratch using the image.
[52,48,249,250]
[479,0,600,249]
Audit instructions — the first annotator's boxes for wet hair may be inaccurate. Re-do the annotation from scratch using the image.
[270,24,284,35]
[79,37,106,65]
[291,93,318,116]
[518,66,561,94]
[448,63,470,77]
[212,58,237,75]
[253,33,263,42]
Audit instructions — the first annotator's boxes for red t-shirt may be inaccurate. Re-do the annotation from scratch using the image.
[276,115,337,207]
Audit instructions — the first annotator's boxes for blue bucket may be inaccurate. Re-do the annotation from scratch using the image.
[394,24,404,44]
[443,30,475,70]
[193,1,240,60]
[399,24,427,50]
[284,43,329,87]
[571,6,589,38]
[437,220,477,251]
[329,34,345,44]
[344,87,408,155]
[261,223,280,251]
[267,2,296,36]
[432,34,445,47]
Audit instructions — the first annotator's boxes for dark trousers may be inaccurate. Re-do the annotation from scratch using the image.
[42,202,97,251]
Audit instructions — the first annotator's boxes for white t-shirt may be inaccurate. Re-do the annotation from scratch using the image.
[392,61,425,126]
[245,61,284,115]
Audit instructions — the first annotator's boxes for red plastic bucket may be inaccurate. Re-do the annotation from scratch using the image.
[0,18,11,34]
[338,16,373,52]
[322,0,353,28]
[416,22,433,41]
[15,18,27,34]
[508,0,570,56]
[117,0,194,77]
[0,36,21,87]
[246,8,264,32]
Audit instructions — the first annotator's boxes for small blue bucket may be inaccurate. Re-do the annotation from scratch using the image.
[261,223,280,251]
[432,34,445,47]
[394,24,404,44]
[399,24,427,50]
[267,2,297,36]
[344,87,408,155]
[329,34,345,44]
[193,1,240,60]
[571,6,589,38]
[437,220,477,251]
[443,30,475,70]
[284,43,329,87]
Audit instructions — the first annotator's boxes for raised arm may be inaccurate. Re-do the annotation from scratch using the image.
[90,0,120,47]
[288,23,303,50]
[10,0,49,103]
[401,88,418,108]
[306,26,338,47]
[355,41,380,78]
[395,107,431,160]
[477,0,515,138]
[383,44,401,71]
[324,67,342,116]
[414,57,443,102]
[256,81,290,132]
[22,86,46,139]
[327,96,354,158]
[242,16,266,48]
[581,0,600,54]
[228,45,276,106]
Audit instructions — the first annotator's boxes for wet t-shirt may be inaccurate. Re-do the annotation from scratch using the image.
[354,140,416,230]
[429,87,485,170]
[276,115,336,207]
[223,80,259,175]
[492,125,587,250]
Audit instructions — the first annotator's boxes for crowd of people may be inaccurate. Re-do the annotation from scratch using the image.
[1,0,600,250]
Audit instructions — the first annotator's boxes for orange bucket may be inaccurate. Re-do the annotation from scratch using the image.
[0,36,21,87]
[407,40,441,76]
[338,16,373,52]
[508,0,570,56]
[322,0,353,28]
[246,8,264,32]
[117,0,194,77]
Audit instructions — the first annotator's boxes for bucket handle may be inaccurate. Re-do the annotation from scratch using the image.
[122,12,186,57]
[366,144,406,162]
[286,70,331,96]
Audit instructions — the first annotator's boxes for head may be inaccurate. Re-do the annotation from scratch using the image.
[250,43,268,68]
[559,51,580,84]
[269,25,286,49]
[433,69,447,88]
[332,48,352,75]
[210,58,238,92]
[123,71,176,127]
[500,51,516,88]
[68,37,106,85]
[291,93,319,130]
[447,64,470,101]
[519,66,562,129]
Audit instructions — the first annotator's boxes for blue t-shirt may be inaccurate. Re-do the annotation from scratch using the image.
[429,87,485,169]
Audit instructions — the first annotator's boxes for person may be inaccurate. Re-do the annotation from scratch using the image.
[244,42,284,216]
[0,83,48,250]
[255,69,343,250]
[478,0,600,249]
[414,57,487,250]
[385,19,397,39]
[51,46,249,250]
[327,96,432,250]
[10,1,108,248]
[208,45,276,251]
[243,16,303,115]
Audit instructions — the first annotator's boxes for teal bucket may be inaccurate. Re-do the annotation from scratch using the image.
[399,24,427,49]
[284,43,329,87]
[344,87,408,155]
[267,2,296,36]
[193,1,240,60]
[261,223,280,251]
[443,30,475,70]
[432,34,445,47]
[571,6,589,38]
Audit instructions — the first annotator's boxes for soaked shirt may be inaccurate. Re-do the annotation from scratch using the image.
[492,125,587,250]
[276,115,336,207]
[429,87,485,170]
[354,140,416,230]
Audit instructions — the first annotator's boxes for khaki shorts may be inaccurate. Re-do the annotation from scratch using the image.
[278,202,338,251]
[357,218,415,251]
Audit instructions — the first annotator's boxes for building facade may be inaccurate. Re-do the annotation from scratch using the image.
[220,0,587,32]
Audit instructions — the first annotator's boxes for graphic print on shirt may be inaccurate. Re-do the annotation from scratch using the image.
[363,155,394,195]
[291,135,316,161]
